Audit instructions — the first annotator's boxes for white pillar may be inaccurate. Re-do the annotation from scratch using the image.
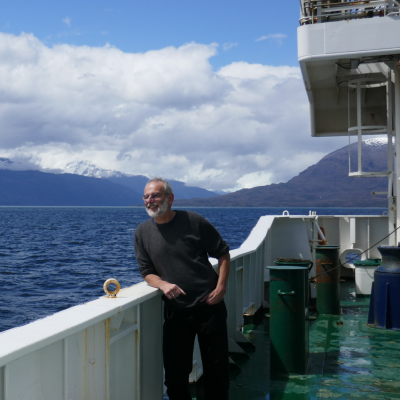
[357,81,363,173]
[388,76,396,245]
[394,65,400,244]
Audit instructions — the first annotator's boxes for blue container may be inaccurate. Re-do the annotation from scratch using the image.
[368,246,400,330]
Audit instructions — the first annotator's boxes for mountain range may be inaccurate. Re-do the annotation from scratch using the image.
[63,160,220,200]
[174,138,390,207]
[0,160,218,206]
[0,139,391,207]
[0,169,142,206]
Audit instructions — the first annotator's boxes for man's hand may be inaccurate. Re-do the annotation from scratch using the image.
[144,274,186,300]
[201,286,226,305]
[159,281,186,300]
[201,252,230,305]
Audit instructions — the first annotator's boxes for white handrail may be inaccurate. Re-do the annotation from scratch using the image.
[0,282,159,367]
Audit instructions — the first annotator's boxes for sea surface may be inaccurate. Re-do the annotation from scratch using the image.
[0,206,387,332]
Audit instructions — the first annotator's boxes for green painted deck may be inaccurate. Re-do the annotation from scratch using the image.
[186,281,400,399]
[181,281,400,400]
[226,281,400,400]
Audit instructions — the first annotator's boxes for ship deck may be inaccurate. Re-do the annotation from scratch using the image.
[189,280,400,399]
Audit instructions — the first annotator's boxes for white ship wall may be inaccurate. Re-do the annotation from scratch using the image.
[298,16,400,62]
[298,14,400,137]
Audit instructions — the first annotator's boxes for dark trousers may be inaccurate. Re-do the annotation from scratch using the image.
[163,301,230,400]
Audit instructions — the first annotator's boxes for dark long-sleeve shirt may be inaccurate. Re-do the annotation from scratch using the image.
[134,210,230,309]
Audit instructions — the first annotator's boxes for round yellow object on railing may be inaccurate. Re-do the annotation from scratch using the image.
[103,278,121,297]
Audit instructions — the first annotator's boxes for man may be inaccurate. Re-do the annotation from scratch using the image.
[134,177,230,400]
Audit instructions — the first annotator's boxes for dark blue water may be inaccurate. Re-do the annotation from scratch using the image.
[0,206,387,332]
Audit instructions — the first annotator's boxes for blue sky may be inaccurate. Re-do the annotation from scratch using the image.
[0,1,346,191]
[1,0,299,69]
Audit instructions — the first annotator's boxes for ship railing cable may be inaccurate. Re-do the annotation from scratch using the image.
[309,225,400,282]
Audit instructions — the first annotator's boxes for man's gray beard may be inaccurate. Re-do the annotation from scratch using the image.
[146,197,169,218]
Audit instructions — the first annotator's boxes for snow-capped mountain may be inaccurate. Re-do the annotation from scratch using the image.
[173,139,390,207]
[0,137,392,206]
[63,160,219,199]
[64,160,132,178]
[213,189,232,195]
[363,137,388,147]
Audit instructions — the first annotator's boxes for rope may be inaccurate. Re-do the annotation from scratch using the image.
[309,225,400,282]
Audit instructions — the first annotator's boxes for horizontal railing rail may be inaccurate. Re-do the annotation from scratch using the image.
[300,0,400,25]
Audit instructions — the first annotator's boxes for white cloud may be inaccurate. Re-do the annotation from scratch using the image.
[236,171,274,189]
[223,42,238,51]
[0,33,346,191]
[62,17,71,27]
[256,33,286,45]
[0,150,62,172]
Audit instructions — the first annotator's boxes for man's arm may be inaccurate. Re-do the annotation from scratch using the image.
[201,252,230,305]
[144,274,186,300]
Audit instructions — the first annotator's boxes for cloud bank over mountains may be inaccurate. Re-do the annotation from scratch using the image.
[0,32,345,191]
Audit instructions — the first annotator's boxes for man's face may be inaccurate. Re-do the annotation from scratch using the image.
[144,182,171,218]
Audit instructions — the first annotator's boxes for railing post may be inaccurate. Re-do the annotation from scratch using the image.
[249,252,256,306]
[395,63,400,244]
[226,259,237,340]
[236,262,244,330]
[243,255,250,311]
[260,241,266,307]
[139,295,163,400]
[388,0,394,15]
[317,1,322,23]
[300,0,305,18]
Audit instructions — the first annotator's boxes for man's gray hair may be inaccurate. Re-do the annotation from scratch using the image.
[147,177,173,194]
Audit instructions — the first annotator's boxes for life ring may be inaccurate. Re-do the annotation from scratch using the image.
[103,278,121,297]
[339,248,366,269]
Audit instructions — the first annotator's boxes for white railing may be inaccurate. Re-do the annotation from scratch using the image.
[0,283,164,400]
[300,0,400,25]
[316,214,390,260]
[0,214,389,399]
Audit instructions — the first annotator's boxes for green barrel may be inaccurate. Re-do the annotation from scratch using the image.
[315,245,340,315]
[275,259,312,310]
[268,266,309,374]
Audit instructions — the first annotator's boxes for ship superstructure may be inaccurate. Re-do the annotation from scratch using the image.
[299,0,400,243]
